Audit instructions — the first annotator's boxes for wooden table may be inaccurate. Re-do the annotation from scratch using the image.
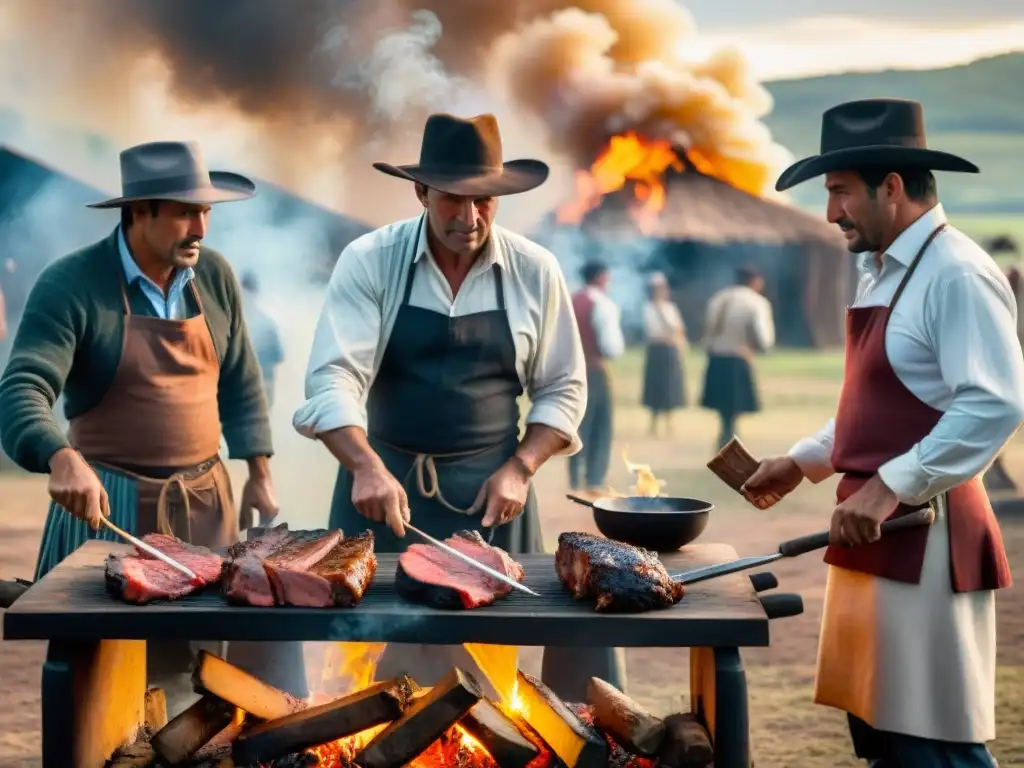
[4,540,770,768]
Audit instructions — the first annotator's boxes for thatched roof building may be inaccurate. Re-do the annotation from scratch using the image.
[535,167,853,348]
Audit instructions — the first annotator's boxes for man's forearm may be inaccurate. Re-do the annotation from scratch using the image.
[513,424,571,476]
[318,426,385,474]
[247,455,271,480]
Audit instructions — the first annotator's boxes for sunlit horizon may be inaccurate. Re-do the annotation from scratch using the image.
[682,15,1024,81]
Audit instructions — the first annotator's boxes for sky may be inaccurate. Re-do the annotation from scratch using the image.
[678,0,1024,80]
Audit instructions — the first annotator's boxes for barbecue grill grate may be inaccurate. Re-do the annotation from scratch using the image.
[3,542,768,648]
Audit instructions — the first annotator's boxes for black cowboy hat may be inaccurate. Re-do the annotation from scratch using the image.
[374,113,549,197]
[775,98,979,192]
[88,140,256,208]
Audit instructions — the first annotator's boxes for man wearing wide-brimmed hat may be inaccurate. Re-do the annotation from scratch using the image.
[742,99,1021,765]
[294,113,623,699]
[0,140,307,710]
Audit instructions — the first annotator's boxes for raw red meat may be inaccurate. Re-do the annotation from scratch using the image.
[222,524,292,606]
[395,530,524,610]
[105,534,224,604]
[270,532,377,607]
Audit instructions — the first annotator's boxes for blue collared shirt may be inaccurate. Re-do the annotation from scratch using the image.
[117,226,195,320]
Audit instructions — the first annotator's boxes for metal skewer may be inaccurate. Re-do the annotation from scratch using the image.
[100,517,199,581]
[404,522,540,597]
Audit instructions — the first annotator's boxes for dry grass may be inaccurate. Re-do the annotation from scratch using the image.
[1,345,1022,765]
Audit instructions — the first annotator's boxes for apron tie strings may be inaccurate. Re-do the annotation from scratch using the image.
[405,453,478,516]
[155,473,198,542]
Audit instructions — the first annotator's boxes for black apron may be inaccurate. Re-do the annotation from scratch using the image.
[329,221,624,699]
[328,221,542,553]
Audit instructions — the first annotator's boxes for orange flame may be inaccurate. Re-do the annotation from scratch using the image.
[556,131,683,235]
[556,131,778,236]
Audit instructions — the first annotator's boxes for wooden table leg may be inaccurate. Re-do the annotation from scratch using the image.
[689,646,751,768]
[42,639,147,768]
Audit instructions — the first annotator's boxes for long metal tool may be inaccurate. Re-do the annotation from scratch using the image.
[404,522,541,597]
[671,506,936,586]
[100,517,199,582]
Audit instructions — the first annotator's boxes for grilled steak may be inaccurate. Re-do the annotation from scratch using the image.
[222,524,292,606]
[395,530,525,610]
[270,532,377,607]
[555,532,684,612]
[263,529,343,604]
[105,534,224,604]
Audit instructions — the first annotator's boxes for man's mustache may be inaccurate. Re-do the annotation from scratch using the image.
[837,220,856,232]
[177,239,202,250]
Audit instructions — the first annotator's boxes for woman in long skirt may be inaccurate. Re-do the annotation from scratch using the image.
[642,272,687,435]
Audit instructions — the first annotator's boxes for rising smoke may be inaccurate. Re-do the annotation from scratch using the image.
[0,0,792,525]
[0,0,791,229]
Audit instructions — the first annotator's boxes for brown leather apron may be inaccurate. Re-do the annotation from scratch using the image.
[67,275,236,546]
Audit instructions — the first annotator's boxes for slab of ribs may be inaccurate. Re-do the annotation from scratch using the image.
[396,530,525,609]
[555,531,684,612]
[105,526,377,608]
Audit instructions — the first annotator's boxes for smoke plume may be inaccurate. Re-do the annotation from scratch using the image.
[0,0,791,229]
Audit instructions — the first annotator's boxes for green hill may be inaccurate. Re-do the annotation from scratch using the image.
[763,52,1024,223]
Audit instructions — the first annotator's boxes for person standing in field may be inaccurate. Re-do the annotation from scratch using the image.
[641,271,687,436]
[700,265,775,451]
[569,261,626,495]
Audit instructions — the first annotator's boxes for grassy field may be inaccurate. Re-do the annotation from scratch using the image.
[1,344,1022,766]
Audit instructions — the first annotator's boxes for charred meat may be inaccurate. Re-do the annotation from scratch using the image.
[396,530,525,610]
[105,534,224,604]
[555,532,684,612]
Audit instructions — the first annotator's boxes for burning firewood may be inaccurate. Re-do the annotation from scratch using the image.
[145,687,168,732]
[656,713,714,768]
[512,672,607,768]
[232,676,414,766]
[191,650,305,721]
[106,740,155,768]
[586,677,665,756]
[460,698,539,768]
[355,667,484,768]
[151,694,238,765]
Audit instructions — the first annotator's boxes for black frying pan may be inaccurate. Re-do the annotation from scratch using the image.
[566,493,713,551]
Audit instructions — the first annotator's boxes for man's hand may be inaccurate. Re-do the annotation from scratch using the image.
[239,456,279,530]
[352,460,410,537]
[740,456,805,510]
[239,476,280,529]
[48,448,109,529]
[471,459,531,528]
[829,474,899,547]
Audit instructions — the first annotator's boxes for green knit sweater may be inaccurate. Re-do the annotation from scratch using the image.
[0,228,274,473]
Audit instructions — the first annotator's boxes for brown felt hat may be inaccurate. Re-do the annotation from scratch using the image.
[373,113,549,197]
[87,140,256,208]
[776,98,978,192]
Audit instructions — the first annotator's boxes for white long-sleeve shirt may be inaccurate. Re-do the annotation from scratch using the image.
[703,284,775,356]
[581,286,626,359]
[788,203,1024,506]
[293,215,588,455]
[644,299,686,347]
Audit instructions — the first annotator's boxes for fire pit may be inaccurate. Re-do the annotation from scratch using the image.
[3,540,774,768]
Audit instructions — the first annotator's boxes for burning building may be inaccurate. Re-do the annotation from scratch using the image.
[533,134,851,348]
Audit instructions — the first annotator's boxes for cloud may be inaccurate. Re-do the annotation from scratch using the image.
[683,16,1024,80]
